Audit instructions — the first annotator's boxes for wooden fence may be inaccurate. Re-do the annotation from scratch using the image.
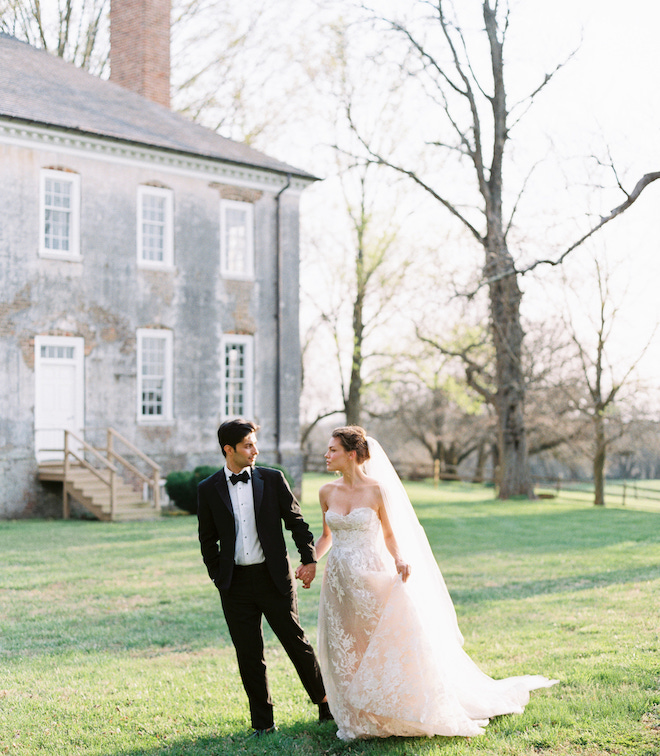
[534,478,660,507]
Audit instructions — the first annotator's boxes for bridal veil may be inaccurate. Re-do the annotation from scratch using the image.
[360,436,558,728]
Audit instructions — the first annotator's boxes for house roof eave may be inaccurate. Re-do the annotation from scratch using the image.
[0,114,322,191]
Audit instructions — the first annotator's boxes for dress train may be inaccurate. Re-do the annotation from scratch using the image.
[317,506,557,741]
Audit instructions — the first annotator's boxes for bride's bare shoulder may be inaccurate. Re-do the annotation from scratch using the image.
[320,479,340,493]
[319,478,340,499]
[361,476,384,504]
[362,475,382,489]
[319,479,342,512]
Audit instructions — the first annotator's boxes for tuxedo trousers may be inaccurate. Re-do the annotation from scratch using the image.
[219,562,326,729]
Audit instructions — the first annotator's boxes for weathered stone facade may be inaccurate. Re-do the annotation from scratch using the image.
[0,34,312,517]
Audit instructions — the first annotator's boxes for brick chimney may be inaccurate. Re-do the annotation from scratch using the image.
[110,0,171,109]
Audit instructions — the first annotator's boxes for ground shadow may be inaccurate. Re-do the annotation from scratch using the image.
[418,505,660,559]
[98,721,461,756]
[450,562,660,605]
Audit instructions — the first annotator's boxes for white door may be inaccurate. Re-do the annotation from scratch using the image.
[34,336,85,462]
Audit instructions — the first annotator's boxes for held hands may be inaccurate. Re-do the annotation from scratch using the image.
[295,562,317,589]
[396,560,411,583]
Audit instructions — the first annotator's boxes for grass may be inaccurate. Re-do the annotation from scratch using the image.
[0,476,659,755]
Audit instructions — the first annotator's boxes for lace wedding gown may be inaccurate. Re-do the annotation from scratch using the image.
[317,506,557,741]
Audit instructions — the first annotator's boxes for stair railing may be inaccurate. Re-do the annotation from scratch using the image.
[105,428,161,512]
[63,430,119,519]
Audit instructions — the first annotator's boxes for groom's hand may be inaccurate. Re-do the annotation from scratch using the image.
[295,563,316,589]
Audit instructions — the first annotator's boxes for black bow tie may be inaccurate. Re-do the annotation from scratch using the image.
[229,470,250,485]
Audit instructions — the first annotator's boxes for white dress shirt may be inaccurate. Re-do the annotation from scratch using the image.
[224,467,265,566]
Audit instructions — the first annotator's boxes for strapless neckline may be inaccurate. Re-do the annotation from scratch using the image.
[327,506,377,518]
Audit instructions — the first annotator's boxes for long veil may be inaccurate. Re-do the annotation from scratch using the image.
[363,436,464,648]
[362,436,558,721]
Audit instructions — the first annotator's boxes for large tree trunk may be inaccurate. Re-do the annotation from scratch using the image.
[472,441,487,483]
[593,412,606,506]
[486,241,534,499]
[344,284,364,426]
[345,368,361,426]
[444,442,459,479]
[482,3,532,499]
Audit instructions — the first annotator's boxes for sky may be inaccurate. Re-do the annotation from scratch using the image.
[507,0,660,391]
[28,0,658,415]
[284,0,660,419]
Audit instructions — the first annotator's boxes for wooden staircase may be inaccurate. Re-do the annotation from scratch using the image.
[37,428,162,522]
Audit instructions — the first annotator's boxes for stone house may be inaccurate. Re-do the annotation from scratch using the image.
[0,9,313,518]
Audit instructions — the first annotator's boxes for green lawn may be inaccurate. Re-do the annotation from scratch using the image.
[1,476,659,755]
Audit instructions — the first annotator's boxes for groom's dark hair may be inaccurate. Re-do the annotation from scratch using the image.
[217,418,260,456]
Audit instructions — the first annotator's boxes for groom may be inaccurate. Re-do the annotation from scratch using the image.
[197,418,331,737]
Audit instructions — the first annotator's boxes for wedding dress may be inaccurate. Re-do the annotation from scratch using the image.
[317,439,557,741]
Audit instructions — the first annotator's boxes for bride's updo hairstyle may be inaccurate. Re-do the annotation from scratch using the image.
[332,426,370,464]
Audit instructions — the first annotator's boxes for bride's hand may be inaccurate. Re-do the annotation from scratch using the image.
[396,560,411,582]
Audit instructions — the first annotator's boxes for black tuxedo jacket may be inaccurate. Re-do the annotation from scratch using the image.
[197,466,317,595]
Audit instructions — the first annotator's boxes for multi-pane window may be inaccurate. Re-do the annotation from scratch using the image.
[220,200,254,278]
[138,186,173,267]
[137,329,173,422]
[40,345,75,359]
[222,336,253,418]
[142,194,165,261]
[40,169,80,259]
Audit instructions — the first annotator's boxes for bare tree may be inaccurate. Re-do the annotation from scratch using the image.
[0,0,109,73]
[383,366,495,481]
[416,310,601,486]
[522,319,592,460]
[338,0,659,498]
[301,161,410,440]
[562,258,656,506]
[609,419,660,480]
[171,0,315,146]
[0,0,310,147]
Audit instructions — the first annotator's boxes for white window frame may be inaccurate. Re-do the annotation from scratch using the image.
[221,335,254,419]
[220,199,254,279]
[39,169,81,260]
[136,328,173,424]
[137,186,174,268]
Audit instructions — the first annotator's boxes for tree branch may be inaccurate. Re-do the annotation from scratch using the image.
[465,171,660,295]
[300,410,345,447]
[522,171,660,274]
[415,328,495,404]
[337,110,486,244]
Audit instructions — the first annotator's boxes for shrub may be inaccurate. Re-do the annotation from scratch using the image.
[165,467,217,514]
[165,462,294,514]
[193,465,221,485]
[164,471,196,514]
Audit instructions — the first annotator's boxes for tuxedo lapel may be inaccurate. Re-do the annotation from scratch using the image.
[252,467,265,518]
[213,470,233,515]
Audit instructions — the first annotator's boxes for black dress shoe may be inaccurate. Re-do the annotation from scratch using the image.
[318,702,334,722]
[247,725,277,739]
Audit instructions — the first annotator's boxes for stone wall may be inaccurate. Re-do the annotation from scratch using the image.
[0,139,303,517]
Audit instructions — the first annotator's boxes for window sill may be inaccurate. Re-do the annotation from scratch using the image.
[138,261,175,272]
[221,272,255,281]
[39,251,82,262]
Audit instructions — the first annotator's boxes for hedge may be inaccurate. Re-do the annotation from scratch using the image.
[165,462,294,514]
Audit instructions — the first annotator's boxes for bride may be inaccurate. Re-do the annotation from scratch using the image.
[313,426,558,741]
